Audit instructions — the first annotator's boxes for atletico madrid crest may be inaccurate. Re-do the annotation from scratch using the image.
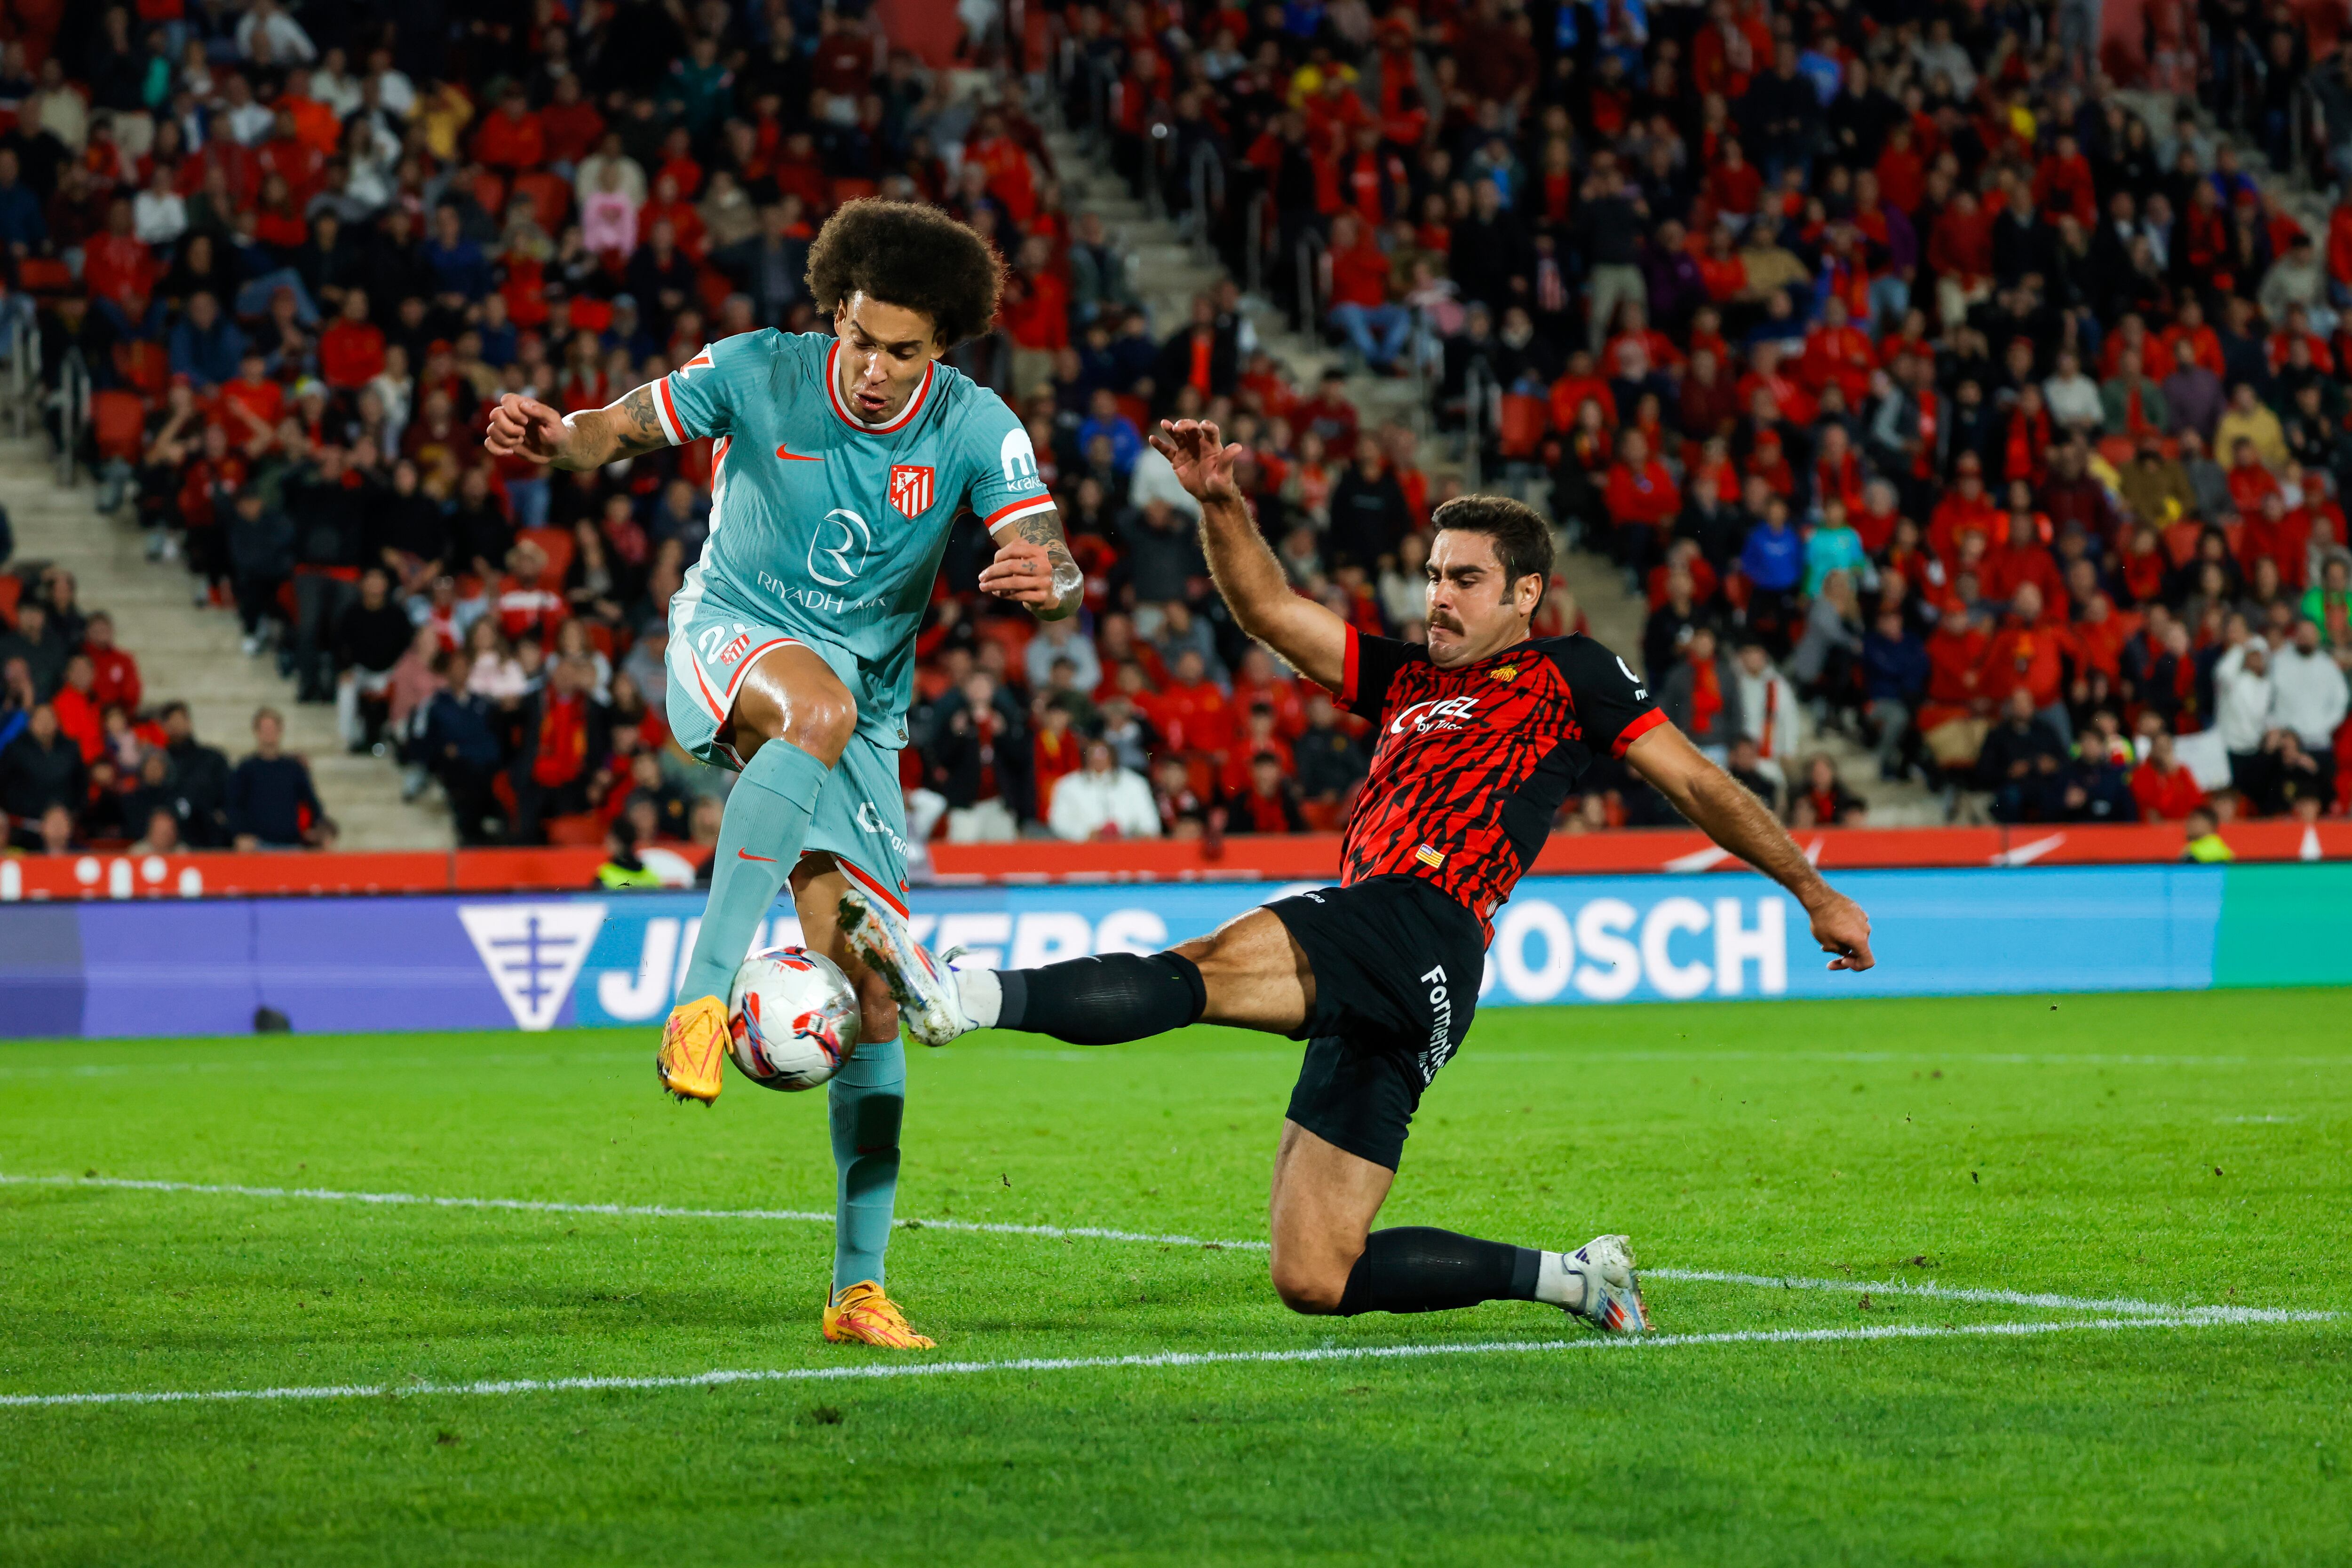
[889,464,934,518]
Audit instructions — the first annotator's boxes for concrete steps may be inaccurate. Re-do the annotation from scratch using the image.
[0,438,450,847]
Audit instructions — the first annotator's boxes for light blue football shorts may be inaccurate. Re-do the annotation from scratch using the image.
[663,620,913,917]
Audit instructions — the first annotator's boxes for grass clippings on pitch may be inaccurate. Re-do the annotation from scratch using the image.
[1,988,2347,1566]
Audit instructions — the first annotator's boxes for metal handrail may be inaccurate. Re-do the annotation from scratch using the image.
[1086,63,1111,157]
[1245,192,1264,297]
[2290,74,2333,191]
[6,309,35,440]
[56,345,88,487]
[1294,228,1327,337]
[1186,141,1224,263]
[1462,359,1495,491]
[1144,118,1169,221]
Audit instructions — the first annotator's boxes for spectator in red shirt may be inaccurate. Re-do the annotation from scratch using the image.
[319,289,387,389]
[1929,189,1994,326]
[1326,212,1410,372]
[1928,452,2000,573]
[2130,732,2207,819]
[1984,582,2067,730]
[1983,495,2066,610]
[1229,752,1307,833]
[50,654,105,763]
[1032,702,1085,805]
[81,613,141,713]
[998,234,1070,391]
[1155,648,1234,758]
[221,351,287,431]
[1604,426,1681,533]
[256,110,325,207]
[84,197,156,327]
[474,86,546,174]
[540,75,605,174]
[1218,704,1295,797]
[2225,436,2280,515]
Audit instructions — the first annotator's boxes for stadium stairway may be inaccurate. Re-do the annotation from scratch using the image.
[0,436,448,847]
[1047,128,1947,824]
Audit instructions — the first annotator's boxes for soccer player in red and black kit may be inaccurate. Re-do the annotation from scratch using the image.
[843,419,1875,1335]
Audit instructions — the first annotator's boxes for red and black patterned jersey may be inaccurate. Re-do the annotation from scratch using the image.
[1336,627,1666,941]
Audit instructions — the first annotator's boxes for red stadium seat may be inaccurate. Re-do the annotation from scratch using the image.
[695,264,732,314]
[518,526,573,583]
[545,814,606,847]
[17,257,73,293]
[828,177,877,209]
[1300,799,1342,832]
[2161,521,2203,567]
[511,171,571,231]
[90,390,148,461]
[0,573,19,628]
[570,297,612,332]
[1497,394,1549,459]
[111,342,168,400]
[472,172,509,221]
[977,614,1033,668]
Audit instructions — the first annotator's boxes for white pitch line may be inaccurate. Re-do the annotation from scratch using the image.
[0,1314,2330,1412]
[0,1173,1259,1252]
[4,1172,2327,1324]
[9,1047,2352,1081]
[1645,1268,2312,1323]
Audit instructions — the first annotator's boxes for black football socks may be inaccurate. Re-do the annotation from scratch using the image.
[1333,1227,1545,1315]
[991,951,1208,1045]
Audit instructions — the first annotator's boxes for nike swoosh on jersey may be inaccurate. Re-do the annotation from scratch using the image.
[775,445,824,462]
[736,849,779,862]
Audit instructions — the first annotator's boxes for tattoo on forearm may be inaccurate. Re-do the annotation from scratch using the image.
[606,384,672,460]
[1012,510,1083,618]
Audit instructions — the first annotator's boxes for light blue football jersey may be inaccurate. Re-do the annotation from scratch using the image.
[653,330,1053,744]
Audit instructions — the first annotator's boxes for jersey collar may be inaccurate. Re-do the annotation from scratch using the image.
[825,340,935,436]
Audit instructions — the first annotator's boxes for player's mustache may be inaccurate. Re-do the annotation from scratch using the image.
[1428,611,1464,634]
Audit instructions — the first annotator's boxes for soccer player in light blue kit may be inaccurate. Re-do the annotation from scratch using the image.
[483,202,1081,1347]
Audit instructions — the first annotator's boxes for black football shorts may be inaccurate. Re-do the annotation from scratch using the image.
[1265,874,1487,1170]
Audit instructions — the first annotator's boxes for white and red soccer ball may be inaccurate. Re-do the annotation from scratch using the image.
[726,945,860,1091]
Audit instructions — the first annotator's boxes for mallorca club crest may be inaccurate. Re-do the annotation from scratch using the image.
[888,463,934,519]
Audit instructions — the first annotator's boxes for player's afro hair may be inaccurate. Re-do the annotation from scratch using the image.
[1432,493,1556,605]
[804,198,1007,347]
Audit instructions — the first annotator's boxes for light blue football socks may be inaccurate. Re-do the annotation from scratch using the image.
[675,737,831,1006]
[827,1032,906,1291]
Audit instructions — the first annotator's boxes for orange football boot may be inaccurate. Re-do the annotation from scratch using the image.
[657,995,729,1103]
[822,1281,936,1348]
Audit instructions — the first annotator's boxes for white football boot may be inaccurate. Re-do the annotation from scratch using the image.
[836,887,976,1046]
[1564,1234,1654,1334]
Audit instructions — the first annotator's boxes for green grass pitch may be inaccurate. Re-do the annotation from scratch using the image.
[2,988,2348,1566]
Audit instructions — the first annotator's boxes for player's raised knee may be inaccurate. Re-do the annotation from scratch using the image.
[782,684,858,760]
[1268,1255,1348,1315]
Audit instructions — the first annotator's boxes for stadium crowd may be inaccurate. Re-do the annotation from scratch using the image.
[1084,0,2352,830]
[0,0,2347,857]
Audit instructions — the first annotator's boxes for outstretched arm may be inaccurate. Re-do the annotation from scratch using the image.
[978,508,1084,622]
[1150,418,1348,691]
[1623,721,1876,971]
[483,384,673,471]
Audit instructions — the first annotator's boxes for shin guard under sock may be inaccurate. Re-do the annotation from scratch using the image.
[1333,1227,1543,1315]
[993,951,1207,1045]
[675,738,830,1005]
[827,1032,906,1292]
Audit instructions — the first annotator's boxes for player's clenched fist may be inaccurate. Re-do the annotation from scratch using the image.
[483,394,568,465]
[980,537,1082,608]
